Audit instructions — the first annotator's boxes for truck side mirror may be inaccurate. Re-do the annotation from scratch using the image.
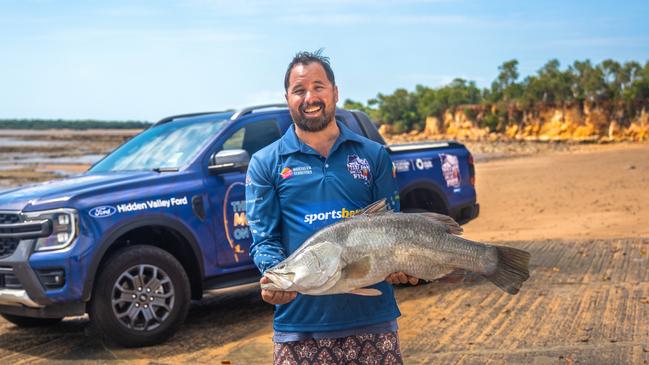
[208,149,250,173]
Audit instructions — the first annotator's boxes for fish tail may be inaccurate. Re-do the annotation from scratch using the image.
[484,246,530,295]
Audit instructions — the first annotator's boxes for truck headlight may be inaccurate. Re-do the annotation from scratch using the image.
[23,208,79,252]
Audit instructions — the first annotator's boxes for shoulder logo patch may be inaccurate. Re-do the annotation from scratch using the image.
[346,154,372,183]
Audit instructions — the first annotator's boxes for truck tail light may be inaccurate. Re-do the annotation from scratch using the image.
[468,153,476,186]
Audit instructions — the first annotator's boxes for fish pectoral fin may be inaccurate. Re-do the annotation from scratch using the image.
[342,256,372,279]
[350,288,383,296]
[357,199,392,216]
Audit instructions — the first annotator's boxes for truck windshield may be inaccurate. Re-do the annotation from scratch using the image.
[89,115,230,172]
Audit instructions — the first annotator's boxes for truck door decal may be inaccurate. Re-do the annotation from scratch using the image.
[439,153,461,188]
[222,182,250,263]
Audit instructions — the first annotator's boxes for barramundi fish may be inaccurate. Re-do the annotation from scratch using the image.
[261,199,530,296]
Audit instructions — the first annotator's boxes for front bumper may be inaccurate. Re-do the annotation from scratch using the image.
[0,212,87,317]
[0,238,56,308]
[0,238,87,318]
[0,289,42,308]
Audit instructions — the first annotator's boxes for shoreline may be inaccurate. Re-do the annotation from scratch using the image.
[0,129,646,188]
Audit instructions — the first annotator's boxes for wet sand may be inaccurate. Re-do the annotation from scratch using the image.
[0,129,139,188]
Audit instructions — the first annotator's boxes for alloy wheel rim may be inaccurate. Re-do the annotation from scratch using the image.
[111,264,175,331]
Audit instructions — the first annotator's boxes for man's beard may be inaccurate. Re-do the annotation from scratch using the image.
[290,101,335,132]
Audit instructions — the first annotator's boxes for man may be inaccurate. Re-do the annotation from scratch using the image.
[245,50,418,364]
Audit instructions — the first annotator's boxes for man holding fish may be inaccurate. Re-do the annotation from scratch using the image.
[245,50,414,364]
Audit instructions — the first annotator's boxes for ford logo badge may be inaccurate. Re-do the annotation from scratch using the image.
[89,206,117,218]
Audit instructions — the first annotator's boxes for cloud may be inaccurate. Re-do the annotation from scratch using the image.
[401,73,487,87]
[181,0,467,26]
[16,28,263,44]
[184,0,456,9]
[274,13,467,26]
[97,4,164,18]
[545,36,647,48]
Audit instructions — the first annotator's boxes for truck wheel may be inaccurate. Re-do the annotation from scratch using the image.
[1,313,62,327]
[89,245,190,347]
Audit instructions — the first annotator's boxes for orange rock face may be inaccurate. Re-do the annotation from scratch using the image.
[381,104,649,143]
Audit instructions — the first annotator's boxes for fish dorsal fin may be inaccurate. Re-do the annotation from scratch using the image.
[418,212,463,235]
[357,199,392,216]
[342,256,372,280]
[350,288,383,296]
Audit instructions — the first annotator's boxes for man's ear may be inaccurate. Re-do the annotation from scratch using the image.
[334,85,339,104]
[285,93,288,102]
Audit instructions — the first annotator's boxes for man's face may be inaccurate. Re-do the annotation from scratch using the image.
[285,62,339,132]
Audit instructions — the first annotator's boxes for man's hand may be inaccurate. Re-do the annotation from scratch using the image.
[260,276,297,305]
[386,272,419,285]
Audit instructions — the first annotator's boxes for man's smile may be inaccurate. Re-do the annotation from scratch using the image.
[302,102,324,115]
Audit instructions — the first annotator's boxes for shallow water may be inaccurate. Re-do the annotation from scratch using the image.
[0,137,68,147]
[0,152,104,169]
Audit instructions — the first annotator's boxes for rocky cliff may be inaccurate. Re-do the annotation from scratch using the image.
[380,104,649,144]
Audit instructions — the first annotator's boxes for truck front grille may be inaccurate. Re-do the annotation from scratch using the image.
[0,212,51,248]
[0,213,20,225]
[0,238,20,258]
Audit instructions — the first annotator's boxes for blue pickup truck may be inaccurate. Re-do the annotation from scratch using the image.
[0,104,479,346]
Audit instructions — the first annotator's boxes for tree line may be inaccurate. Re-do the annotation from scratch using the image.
[345,59,649,133]
[0,119,151,130]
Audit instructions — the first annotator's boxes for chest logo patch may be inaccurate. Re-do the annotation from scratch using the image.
[280,165,313,179]
[280,167,293,179]
[346,154,372,182]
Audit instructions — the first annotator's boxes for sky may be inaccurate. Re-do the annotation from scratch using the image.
[1,0,648,122]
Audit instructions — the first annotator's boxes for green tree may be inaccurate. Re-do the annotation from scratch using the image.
[533,59,573,105]
[619,61,643,103]
[599,59,623,100]
[568,59,606,104]
[626,61,649,113]
[489,59,521,104]
[343,99,380,122]
[374,88,421,133]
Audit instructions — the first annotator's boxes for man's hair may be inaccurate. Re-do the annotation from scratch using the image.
[284,49,335,91]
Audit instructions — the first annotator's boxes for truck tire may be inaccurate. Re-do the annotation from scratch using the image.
[0,313,62,327]
[89,245,190,347]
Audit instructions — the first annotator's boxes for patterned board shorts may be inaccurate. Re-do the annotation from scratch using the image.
[273,332,403,365]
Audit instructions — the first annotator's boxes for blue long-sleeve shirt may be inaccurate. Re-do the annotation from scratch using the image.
[245,121,401,332]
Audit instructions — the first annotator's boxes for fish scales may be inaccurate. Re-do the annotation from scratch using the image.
[317,214,498,290]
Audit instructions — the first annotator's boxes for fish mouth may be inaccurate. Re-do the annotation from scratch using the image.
[263,271,295,291]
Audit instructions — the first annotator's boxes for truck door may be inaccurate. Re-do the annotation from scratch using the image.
[204,117,283,268]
